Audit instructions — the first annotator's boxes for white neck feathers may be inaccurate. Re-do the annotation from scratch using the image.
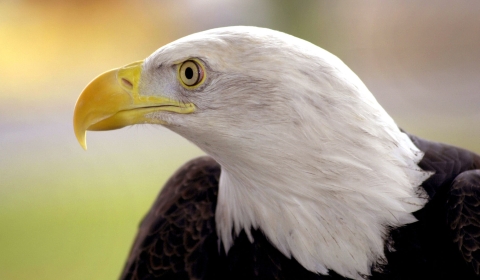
[214,126,430,279]
[209,84,432,279]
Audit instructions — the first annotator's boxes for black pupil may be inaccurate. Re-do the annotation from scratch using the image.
[185,67,194,80]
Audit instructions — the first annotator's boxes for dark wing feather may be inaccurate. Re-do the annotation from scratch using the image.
[408,134,480,198]
[403,134,480,278]
[447,170,480,274]
[120,156,221,280]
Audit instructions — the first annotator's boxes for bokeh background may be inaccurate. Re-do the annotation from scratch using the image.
[1,1,479,279]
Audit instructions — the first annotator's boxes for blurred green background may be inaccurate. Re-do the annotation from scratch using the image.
[1,0,479,279]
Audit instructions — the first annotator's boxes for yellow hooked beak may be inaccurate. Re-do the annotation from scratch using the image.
[73,60,195,150]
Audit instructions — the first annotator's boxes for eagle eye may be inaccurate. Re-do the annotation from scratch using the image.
[178,60,205,88]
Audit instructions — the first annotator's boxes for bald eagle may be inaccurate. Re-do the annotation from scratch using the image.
[73,27,480,280]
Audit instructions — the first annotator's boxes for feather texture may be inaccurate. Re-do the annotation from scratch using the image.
[121,134,480,279]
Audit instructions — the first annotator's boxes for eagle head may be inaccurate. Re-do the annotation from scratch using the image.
[74,26,431,279]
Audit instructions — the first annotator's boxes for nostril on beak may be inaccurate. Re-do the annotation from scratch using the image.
[121,78,133,89]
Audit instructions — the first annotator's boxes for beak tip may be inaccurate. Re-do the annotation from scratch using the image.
[75,129,88,150]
